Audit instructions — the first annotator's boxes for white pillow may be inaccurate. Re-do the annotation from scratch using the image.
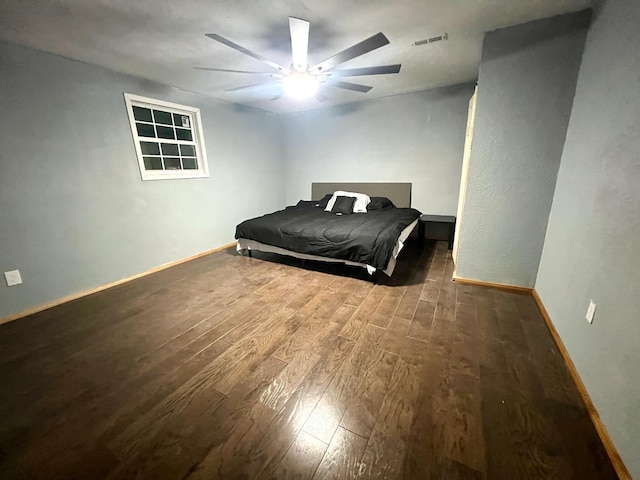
[325,191,371,213]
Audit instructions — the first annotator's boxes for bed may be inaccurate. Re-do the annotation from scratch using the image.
[235,183,421,276]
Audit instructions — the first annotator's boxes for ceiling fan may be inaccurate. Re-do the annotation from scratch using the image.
[196,17,401,102]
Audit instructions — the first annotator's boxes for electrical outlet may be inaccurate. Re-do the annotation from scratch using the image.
[4,270,23,287]
[586,300,596,324]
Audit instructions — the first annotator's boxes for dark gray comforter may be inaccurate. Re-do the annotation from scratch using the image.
[235,204,421,270]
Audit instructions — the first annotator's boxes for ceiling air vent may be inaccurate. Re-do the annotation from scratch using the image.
[413,33,448,47]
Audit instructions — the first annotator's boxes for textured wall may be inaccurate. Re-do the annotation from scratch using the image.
[535,0,640,475]
[280,85,473,215]
[455,12,590,287]
[0,42,285,319]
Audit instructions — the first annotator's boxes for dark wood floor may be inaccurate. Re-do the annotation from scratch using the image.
[0,240,616,479]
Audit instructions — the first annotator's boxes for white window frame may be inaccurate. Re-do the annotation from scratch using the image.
[124,93,210,181]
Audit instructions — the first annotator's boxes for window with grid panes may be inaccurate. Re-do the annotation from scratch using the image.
[124,93,209,180]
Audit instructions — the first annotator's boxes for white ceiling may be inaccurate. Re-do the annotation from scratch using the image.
[0,0,592,113]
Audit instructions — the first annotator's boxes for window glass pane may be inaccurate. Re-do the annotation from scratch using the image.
[133,106,152,122]
[173,113,191,128]
[127,96,207,180]
[143,156,163,170]
[140,141,160,155]
[160,143,179,156]
[176,128,193,141]
[156,126,175,139]
[180,144,195,157]
[136,122,155,138]
[164,157,181,170]
[182,157,198,170]
[153,110,173,125]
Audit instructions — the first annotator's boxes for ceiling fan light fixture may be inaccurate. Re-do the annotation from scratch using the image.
[202,17,400,104]
[282,73,319,100]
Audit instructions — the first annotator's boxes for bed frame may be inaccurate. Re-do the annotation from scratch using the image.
[238,182,416,276]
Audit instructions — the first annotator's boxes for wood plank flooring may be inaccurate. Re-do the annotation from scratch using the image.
[0,240,617,479]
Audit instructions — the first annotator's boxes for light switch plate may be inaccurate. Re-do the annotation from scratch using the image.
[4,270,23,287]
[586,300,596,324]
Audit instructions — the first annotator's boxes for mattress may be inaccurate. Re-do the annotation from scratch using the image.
[235,204,421,275]
[237,218,418,276]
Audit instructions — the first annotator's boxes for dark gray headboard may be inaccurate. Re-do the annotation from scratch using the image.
[311,182,412,208]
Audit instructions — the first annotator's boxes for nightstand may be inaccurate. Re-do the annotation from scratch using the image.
[418,215,456,249]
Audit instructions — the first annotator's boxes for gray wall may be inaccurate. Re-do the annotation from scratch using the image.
[280,85,473,214]
[535,0,640,475]
[455,12,590,287]
[0,41,285,319]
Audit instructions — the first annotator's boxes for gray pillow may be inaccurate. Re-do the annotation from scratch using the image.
[367,196,395,210]
[315,194,333,208]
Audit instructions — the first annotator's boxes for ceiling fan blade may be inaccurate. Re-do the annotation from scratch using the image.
[327,64,401,77]
[330,81,373,93]
[224,82,279,92]
[194,67,281,76]
[310,32,390,73]
[205,33,289,73]
[289,17,310,72]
